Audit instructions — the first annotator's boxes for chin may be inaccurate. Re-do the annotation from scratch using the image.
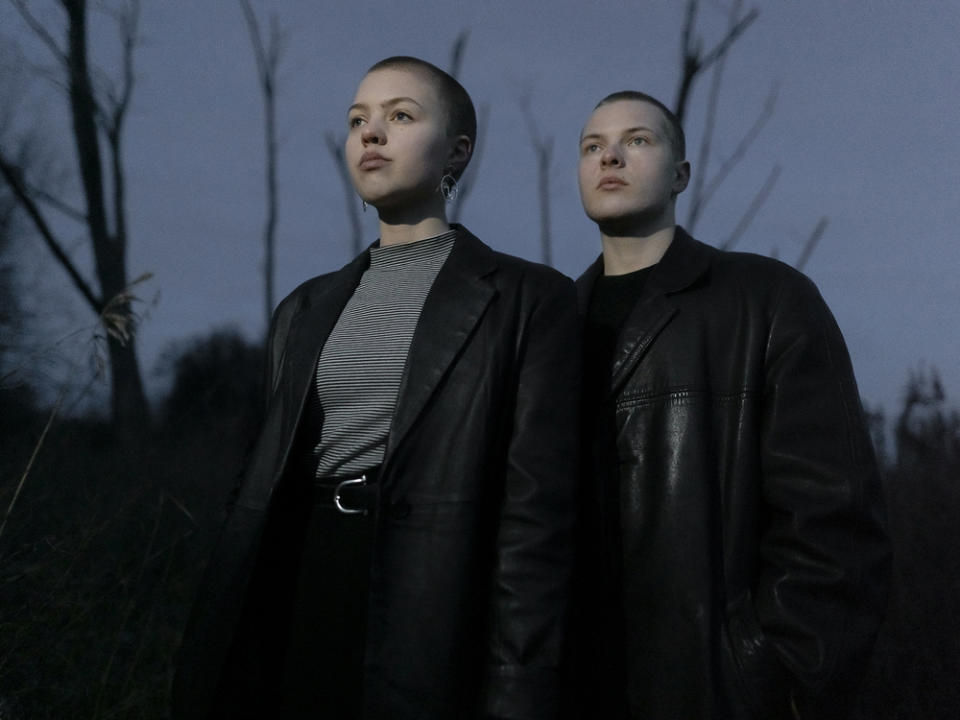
[356,189,399,211]
[587,205,638,226]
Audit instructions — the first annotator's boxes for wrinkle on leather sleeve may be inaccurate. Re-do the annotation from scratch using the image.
[756,270,891,716]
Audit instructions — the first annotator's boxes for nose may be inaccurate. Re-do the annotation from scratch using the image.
[361,121,384,146]
[600,146,623,168]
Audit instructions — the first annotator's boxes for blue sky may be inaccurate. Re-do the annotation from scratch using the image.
[3,0,958,417]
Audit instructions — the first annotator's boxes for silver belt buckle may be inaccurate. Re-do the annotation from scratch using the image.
[333,474,367,515]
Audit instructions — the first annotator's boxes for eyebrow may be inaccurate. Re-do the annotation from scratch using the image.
[580,125,661,143]
[348,96,425,114]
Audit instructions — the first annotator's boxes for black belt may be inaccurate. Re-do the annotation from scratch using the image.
[312,466,381,515]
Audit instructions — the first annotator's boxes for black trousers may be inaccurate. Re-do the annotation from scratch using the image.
[212,473,376,720]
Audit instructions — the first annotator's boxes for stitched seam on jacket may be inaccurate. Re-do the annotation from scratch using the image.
[616,385,760,411]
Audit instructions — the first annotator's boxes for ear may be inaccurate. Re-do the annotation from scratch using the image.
[672,159,691,196]
[447,134,473,176]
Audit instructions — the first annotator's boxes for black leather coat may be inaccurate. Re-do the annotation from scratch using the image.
[173,227,580,720]
[574,228,890,720]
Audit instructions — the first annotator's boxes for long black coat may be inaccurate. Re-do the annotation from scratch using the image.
[573,228,890,720]
[173,227,581,720]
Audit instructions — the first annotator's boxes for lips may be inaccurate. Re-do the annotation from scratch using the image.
[359,151,389,170]
[597,176,627,190]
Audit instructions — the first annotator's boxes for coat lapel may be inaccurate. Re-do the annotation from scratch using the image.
[277,251,370,442]
[236,250,370,511]
[577,227,713,395]
[610,296,677,394]
[386,228,498,459]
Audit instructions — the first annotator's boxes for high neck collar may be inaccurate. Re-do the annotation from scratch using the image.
[369,229,456,269]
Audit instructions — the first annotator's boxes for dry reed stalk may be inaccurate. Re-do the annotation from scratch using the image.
[0,387,66,542]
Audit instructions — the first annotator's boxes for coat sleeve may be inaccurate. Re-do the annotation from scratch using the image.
[483,271,582,720]
[755,271,891,718]
[222,293,299,511]
[171,291,303,719]
[264,291,299,408]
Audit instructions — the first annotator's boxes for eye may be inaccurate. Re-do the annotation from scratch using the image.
[392,110,412,122]
[628,136,648,146]
[349,116,365,128]
[582,143,601,154]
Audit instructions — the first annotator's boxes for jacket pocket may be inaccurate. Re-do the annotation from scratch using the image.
[722,590,795,720]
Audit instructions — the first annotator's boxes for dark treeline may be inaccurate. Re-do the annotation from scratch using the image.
[0,330,957,718]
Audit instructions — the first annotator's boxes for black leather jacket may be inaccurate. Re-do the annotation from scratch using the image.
[173,227,580,719]
[574,228,890,719]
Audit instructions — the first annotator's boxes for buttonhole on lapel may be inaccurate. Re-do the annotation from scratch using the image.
[390,499,411,519]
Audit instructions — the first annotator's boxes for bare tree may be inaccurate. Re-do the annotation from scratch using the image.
[238,0,285,332]
[673,0,826,268]
[519,92,554,266]
[0,0,149,427]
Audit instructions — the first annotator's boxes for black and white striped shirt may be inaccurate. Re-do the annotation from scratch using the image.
[312,230,456,477]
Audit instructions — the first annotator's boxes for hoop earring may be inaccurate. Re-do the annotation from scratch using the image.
[439,173,459,202]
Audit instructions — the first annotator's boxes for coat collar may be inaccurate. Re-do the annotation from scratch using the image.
[576,226,714,393]
[575,226,711,303]
[281,248,370,408]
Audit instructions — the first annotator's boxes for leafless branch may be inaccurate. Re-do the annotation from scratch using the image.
[674,0,759,124]
[794,216,828,272]
[449,102,488,224]
[519,93,554,265]
[690,81,778,228]
[679,0,699,71]
[239,0,286,328]
[10,0,68,66]
[686,0,741,232]
[26,180,88,223]
[325,131,364,256]
[23,59,70,96]
[113,0,139,132]
[448,29,469,80]
[720,163,780,251]
[696,10,758,75]
[0,149,103,311]
[239,0,274,88]
[445,30,485,223]
[102,0,140,258]
[82,2,137,135]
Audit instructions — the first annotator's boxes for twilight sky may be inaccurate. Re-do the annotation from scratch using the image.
[2,0,958,417]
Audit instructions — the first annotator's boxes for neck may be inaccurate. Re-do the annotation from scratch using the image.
[376,198,451,247]
[599,214,676,276]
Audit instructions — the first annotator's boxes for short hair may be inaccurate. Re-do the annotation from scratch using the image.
[595,91,686,161]
[367,56,476,178]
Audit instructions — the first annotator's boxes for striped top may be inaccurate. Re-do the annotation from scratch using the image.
[312,230,457,477]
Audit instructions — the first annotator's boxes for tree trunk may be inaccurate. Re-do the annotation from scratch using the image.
[64,0,149,427]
